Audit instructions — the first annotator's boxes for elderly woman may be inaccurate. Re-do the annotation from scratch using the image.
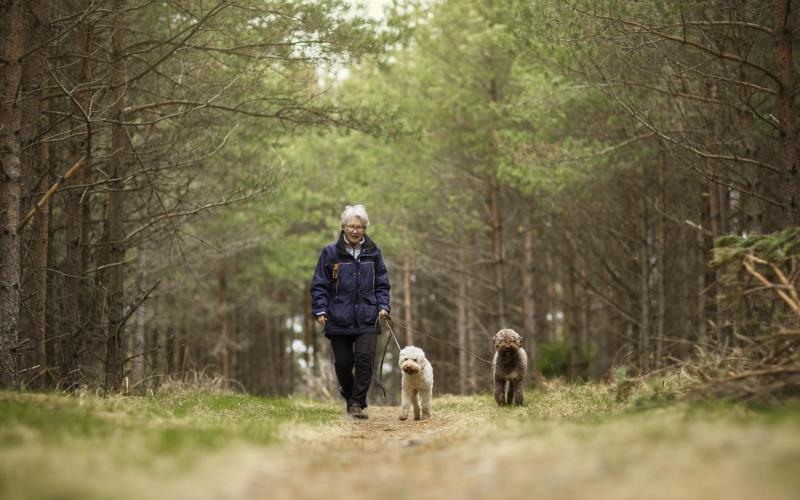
[310,205,391,419]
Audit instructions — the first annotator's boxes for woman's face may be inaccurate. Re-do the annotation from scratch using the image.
[342,216,366,245]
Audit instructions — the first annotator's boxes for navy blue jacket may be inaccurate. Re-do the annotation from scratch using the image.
[310,232,391,336]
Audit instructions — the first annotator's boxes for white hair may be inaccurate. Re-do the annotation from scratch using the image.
[340,204,370,228]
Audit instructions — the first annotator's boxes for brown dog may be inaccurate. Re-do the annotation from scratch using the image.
[492,329,528,406]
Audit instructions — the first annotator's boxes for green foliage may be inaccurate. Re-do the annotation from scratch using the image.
[535,340,572,377]
[534,340,592,379]
[713,228,800,268]
[712,228,800,338]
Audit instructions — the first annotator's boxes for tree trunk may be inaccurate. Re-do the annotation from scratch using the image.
[166,325,176,376]
[0,0,25,388]
[147,301,160,390]
[283,294,294,395]
[61,4,93,387]
[680,220,697,359]
[638,165,651,372]
[264,285,276,395]
[596,265,614,376]
[456,242,468,395]
[533,247,549,348]
[466,273,476,391]
[218,258,230,387]
[565,254,581,381]
[717,176,730,235]
[80,19,99,382]
[26,0,51,378]
[656,148,666,367]
[104,0,127,390]
[487,174,506,330]
[304,280,314,368]
[775,0,798,226]
[522,224,537,362]
[130,250,146,387]
[402,224,413,346]
[545,252,557,342]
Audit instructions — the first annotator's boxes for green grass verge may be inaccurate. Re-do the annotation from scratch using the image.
[0,390,338,453]
[0,390,340,500]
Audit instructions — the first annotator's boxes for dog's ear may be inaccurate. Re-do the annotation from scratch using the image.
[519,335,525,346]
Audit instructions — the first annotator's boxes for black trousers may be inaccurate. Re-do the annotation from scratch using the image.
[329,334,377,409]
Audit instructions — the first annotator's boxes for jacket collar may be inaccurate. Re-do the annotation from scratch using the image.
[336,231,377,257]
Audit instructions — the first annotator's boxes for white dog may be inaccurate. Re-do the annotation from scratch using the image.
[398,346,434,421]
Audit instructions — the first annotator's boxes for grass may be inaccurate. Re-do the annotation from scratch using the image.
[0,390,340,500]
[1,380,799,500]
[0,390,338,452]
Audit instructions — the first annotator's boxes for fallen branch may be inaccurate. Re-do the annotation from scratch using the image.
[18,156,86,230]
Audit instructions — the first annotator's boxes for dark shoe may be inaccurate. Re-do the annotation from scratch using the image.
[347,406,368,420]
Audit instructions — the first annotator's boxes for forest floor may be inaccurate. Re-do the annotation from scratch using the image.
[2,381,799,500]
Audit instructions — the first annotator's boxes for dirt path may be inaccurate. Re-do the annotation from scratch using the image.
[240,405,484,500]
[233,403,797,500]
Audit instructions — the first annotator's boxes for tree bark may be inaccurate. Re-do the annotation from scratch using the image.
[130,250,146,387]
[61,3,93,387]
[487,174,506,330]
[638,164,651,372]
[104,0,127,390]
[304,280,314,368]
[522,224,537,362]
[775,0,798,226]
[656,148,666,367]
[218,258,230,387]
[700,178,717,340]
[402,224,413,346]
[457,242,468,395]
[0,0,25,388]
[147,301,160,390]
[565,252,582,381]
[26,0,51,377]
[465,273,476,391]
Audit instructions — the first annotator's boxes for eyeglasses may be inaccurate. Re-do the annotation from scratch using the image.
[344,224,366,232]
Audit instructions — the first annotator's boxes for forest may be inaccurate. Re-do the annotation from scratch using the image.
[2,0,797,400]
[2,1,799,499]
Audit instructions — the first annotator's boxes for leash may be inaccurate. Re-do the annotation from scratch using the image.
[372,316,401,399]
[391,318,494,365]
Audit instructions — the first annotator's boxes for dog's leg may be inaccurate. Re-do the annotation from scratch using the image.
[412,389,422,420]
[399,382,410,421]
[506,380,515,405]
[421,384,432,420]
[494,376,507,406]
[514,378,525,406]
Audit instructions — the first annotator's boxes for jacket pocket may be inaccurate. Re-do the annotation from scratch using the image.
[328,298,352,326]
[357,295,378,326]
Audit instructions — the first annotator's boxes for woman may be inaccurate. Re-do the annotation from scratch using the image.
[310,205,391,419]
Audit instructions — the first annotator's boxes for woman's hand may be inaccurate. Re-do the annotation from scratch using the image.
[379,309,389,320]
[316,314,327,326]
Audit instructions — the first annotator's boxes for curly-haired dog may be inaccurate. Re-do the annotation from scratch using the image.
[492,329,528,406]
[398,346,433,420]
